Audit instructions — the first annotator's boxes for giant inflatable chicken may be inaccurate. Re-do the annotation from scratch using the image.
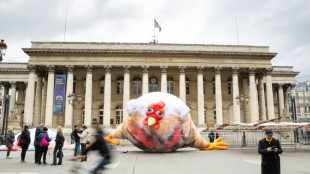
[105,92,227,152]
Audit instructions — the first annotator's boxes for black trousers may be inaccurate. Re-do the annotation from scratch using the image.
[81,143,87,156]
[21,145,28,161]
[39,146,48,163]
[53,144,63,165]
[35,145,41,163]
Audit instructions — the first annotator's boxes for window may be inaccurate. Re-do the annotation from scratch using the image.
[149,77,158,92]
[213,78,215,95]
[100,77,104,94]
[116,105,123,124]
[228,78,232,94]
[117,77,124,94]
[304,107,308,113]
[167,77,174,94]
[214,109,216,124]
[133,77,142,94]
[186,77,190,94]
[204,107,207,125]
[82,108,85,124]
[83,78,86,94]
[99,105,104,124]
[297,107,301,113]
[73,78,76,94]
[203,78,206,94]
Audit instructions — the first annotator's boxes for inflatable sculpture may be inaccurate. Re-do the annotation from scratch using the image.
[105,92,227,152]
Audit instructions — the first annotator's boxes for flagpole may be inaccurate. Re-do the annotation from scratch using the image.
[153,17,156,43]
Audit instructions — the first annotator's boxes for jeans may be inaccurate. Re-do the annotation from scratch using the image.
[92,157,110,174]
[81,143,87,156]
[74,141,80,156]
[53,144,63,165]
[35,145,41,163]
[7,147,11,156]
[21,145,29,161]
[39,146,48,163]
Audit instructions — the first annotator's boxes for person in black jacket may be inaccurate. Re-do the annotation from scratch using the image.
[51,126,65,165]
[34,124,44,164]
[20,125,31,163]
[86,123,110,174]
[258,129,283,174]
[72,125,81,156]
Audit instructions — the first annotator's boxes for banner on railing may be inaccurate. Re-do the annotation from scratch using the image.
[53,74,67,116]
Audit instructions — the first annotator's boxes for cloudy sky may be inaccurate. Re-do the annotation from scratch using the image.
[1,0,309,81]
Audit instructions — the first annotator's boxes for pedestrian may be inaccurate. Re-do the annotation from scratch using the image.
[20,125,31,163]
[85,122,111,174]
[51,126,65,166]
[78,125,90,162]
[5,128,15,159]
[38,127,51,165]
[208,130,215,143]
[258,129,283,174]
[34,124,44,164]
[72,125,81,156]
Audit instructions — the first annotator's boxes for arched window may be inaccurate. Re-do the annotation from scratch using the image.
[99,105,104,124]
[73,77,76,94]
[100,77,104,94]
[228,78,232,95]
[167,77,174,94]
[133,77,142,94]
[149,77,158,92]
[212,78,215,95]
[117,77,124,94]
[116,105,123,124]
[186,77,190,94]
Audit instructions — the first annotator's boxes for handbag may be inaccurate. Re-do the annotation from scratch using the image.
[57,151,64,158]
[41,134,50,147]
[17,136,22,146]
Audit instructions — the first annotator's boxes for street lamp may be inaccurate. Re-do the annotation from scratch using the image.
[235,94,249,147]
[0,39,8,62]
[67,93,82,144]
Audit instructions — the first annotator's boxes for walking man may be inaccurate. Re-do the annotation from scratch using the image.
[258,129,282,174]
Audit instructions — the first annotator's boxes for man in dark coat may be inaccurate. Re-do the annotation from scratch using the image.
[72,125,81,156]
[34,124,44,164]
[258,129,282,174]
[20,125,31,163]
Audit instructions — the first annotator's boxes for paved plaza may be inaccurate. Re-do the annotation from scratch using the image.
[0,145,309,174]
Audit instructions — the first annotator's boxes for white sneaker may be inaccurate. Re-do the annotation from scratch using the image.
[6,156,12,159]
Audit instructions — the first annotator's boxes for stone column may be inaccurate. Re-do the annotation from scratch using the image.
[123,66,130,120]
[160,66,167,93]
[33,75,43,126]
[64,65,74,128]
[45,65,55,127]
[242,74,250,123]
[278,84,284,117]
[232,67,241,123]
[249,68,259,122]
[142,66,149,95]
[1,84,9,128]
[197,66,205,126]
[179,66,186,103]
[284,86,289,110]
[85,65,93,126]
[214,67,223,125]
[9,81,17,112]
[258,74,267,120]
[265,68,275,119]
[103,65,112,128]
[41,77,47,125]
[24,65,37,126]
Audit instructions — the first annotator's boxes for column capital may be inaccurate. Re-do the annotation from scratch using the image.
[197,66,204,74]
[24,81,28,88]
[248,67,256,75]
[278,83,284,87]
[66,65,75,73]
[178,66,186,73]
[47,65,55,73]
[142,65,149,73]
[265,67,273,75]
[214,66,222,74]
[160,65,168,73]
[232,67,239,74]
[85,65,94,73]
[9,81,17,88]
[123,65,131,73]
[257,71,265,79]
[104,65,112,73]
[27,65,37,73]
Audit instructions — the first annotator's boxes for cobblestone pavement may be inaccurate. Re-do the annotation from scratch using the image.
[0,145,309,174]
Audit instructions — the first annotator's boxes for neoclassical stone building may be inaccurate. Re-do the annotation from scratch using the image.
[0,42,299,130]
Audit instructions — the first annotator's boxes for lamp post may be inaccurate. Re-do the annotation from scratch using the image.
[67,93,82,144]
[236,94,249,147]
[0,39,8,62]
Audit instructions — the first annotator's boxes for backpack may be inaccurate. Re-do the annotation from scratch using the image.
[41,134,50,147]
[70,132,75,139]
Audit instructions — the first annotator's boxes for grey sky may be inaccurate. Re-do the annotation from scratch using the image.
[1,0,309,81]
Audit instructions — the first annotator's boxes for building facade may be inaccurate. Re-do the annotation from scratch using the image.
[288,81,310,121]
[0,42,299,130]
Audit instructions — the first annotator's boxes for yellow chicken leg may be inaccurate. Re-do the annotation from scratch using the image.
[198,137,228,150]
[104,134,120,145]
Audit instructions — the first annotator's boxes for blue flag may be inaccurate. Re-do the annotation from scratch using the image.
[154,19,162,32]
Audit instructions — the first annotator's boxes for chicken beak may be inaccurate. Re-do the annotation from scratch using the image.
[147,117,157,126]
